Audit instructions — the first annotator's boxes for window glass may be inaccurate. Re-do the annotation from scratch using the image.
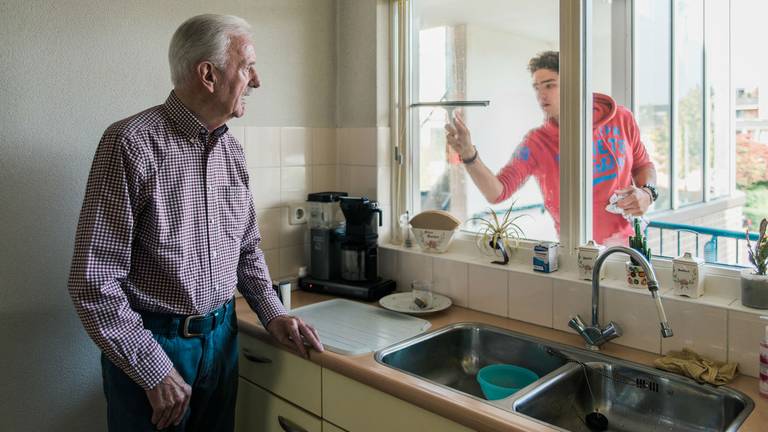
[674,0,704,206]
[636,0,672,211]
[412,0,559,241]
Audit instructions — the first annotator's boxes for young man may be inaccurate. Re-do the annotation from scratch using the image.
[68,14,323,431]
[445,50,658,245]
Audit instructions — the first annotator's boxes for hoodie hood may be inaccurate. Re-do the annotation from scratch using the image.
[593,92,617,130]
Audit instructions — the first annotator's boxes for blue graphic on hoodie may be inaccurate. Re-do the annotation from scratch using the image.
[593,125,626,186]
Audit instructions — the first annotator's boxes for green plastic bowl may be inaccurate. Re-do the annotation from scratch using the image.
[476,364,539,400]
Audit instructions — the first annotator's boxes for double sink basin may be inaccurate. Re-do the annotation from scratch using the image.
[375,323,753,432]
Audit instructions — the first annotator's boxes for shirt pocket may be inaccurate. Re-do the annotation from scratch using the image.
[218,185,250,241]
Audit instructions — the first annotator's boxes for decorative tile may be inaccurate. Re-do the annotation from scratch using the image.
[508,272,553,328]
[433,257,469,307]
[468,265,508,317]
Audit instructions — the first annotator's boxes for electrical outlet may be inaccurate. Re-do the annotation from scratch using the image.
[288,202,307,225]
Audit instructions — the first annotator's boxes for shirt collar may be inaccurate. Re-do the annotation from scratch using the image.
[164,91,229,144]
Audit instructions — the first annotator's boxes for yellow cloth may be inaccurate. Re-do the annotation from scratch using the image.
[653,348,738,386]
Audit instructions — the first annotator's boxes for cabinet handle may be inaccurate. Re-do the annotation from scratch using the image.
[242,350,272,364]
[278,415,307,432]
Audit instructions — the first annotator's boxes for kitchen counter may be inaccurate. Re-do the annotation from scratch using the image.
[236,292,767,432]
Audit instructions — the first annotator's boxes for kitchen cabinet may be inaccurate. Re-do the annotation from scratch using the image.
[239,333,322,416]
[236,333,471,432]
[236,378,322,432]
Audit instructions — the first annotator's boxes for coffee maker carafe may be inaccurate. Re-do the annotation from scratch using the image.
[338,196,382,282]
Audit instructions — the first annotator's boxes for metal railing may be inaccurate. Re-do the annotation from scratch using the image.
[645,220,758,265]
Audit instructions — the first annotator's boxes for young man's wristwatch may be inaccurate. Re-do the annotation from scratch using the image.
[640,184,658,202]
[461,146,479,164]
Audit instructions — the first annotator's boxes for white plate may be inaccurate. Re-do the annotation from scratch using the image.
[379,292,453,315]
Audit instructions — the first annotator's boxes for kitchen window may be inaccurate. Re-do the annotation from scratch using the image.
[395,0,766,268]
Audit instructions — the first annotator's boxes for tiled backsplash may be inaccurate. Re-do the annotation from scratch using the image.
[232,126,391,281]
[380,246,768,378]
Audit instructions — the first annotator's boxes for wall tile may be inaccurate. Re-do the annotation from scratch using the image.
[281,166,309,203]
[728,311,765,377]
[229,126,245,145]
[311,165,337,193]
[281,127,311,166]
[468,265,508,317]
[603,289,661,353]
[344,165,377,199]
[553,279,597,333]
[312,128,337,165]
[660,298,727,362]
[255,208,281,250]
[280,245,306,279]
[249,167,281,209]
[377,205,392,244]
[508,272,553,328]
[379,247,399,283]
[245,127,281,168]
[433,257,469,307]
[280,207,307,247]
[397,251,433,293]
[338,128,377,165]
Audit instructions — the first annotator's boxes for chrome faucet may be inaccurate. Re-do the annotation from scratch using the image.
[568,245,674,350]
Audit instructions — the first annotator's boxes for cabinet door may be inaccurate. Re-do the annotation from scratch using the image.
[322,369,474,432]
[322,420,348,432]
[236,378,322,432]
[239,333,322,415]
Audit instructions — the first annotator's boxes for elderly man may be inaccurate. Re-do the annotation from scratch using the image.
[68,14,323,431]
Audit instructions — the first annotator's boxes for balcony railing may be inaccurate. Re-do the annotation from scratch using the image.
[646,220,758,266]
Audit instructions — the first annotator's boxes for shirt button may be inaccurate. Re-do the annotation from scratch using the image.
[212,251,218,259]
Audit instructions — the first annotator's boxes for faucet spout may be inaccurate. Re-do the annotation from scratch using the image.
[571,245,673,350]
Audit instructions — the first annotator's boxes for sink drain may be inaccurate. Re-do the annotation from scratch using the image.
[585,411,608,431]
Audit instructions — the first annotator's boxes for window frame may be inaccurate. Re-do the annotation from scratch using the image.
[391,0,747,277]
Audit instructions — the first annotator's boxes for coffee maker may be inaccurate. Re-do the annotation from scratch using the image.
[300,193,396,301]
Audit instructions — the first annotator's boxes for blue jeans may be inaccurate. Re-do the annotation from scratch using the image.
[101,302,239,432]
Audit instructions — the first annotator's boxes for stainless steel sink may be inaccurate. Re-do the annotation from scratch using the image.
[375,323,753,432]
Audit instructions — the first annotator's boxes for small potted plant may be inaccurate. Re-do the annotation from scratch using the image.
[626,218,652,289]
[742,218,768,309]
[466,204,527,265]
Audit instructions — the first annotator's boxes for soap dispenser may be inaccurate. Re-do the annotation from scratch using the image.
[761,316,768,398]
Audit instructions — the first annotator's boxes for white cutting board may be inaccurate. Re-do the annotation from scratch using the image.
[291,298,431,355]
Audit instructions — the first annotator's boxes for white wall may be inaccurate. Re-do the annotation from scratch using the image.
[0,1,341,430]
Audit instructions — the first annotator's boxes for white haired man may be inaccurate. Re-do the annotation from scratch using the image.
[68,14,323,431]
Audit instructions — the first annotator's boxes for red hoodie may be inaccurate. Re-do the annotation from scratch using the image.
[493,93,654,245]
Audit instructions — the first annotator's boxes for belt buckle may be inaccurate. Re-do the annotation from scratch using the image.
[182,314,206,337]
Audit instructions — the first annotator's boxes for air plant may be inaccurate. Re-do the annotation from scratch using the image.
[628,217,651,266]
[467,204,527,265]
[746,218,768,276]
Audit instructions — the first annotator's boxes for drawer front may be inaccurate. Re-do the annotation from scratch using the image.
[236,378,322,432]
[238,333,322,416]
[322,369,474,432]
[322,420,348,432]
